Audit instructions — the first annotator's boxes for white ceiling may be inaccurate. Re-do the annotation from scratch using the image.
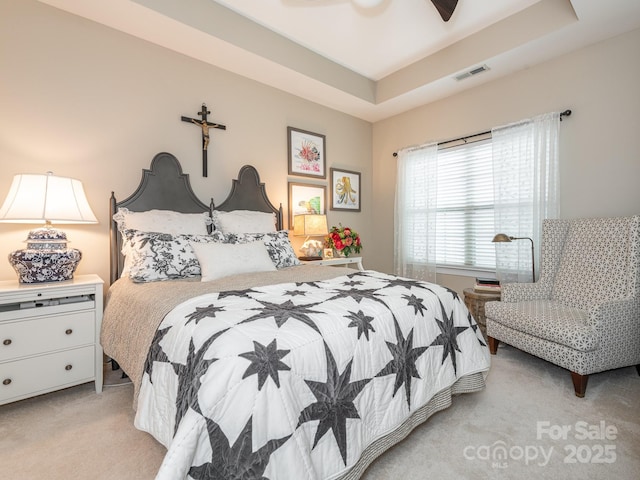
[215,0,541,80]
[39,0,640,122]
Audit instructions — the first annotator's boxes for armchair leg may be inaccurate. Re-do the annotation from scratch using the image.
[636,365,640,376]
[570,372,589,398]
[488,336,499,355]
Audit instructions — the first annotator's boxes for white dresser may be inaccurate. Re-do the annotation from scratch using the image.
[0,274,104,405]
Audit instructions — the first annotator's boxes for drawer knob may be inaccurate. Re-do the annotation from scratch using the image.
[2,339,11,346]
[65,364,73,371]
[65,329,73,335]
[2,378,11,386]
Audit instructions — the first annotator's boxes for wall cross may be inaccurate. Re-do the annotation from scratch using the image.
[181,103,226,177]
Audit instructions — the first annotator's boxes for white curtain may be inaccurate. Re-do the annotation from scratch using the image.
[492,112,560,283]
[394,143,438,283]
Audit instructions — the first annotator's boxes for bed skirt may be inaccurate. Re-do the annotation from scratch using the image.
[337,372,486,479]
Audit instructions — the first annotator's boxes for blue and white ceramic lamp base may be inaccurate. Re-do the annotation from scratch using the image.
[8,227,81,283]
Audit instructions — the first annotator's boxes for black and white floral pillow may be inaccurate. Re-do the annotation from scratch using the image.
[123,229,225,282]
[223,230,301,269]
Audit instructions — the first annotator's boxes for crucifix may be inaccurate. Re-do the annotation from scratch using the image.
[181,103,226,177]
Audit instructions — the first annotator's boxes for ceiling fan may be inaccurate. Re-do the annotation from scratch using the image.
[428,0,458,22]
[307,0,459,22]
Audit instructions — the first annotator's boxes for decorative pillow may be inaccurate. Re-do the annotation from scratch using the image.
[113,208,212,236]
[122,229,225,282]
[211,210,276,234]
[190,241,277,282]
[223,230,301,269]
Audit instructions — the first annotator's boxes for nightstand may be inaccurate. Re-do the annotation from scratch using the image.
[463,287,500,341]
[301,256,364,271]
[0,274,104,405]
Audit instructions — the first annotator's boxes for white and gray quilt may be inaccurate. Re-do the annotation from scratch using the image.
[134,270,491,479]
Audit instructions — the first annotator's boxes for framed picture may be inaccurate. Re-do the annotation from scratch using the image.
[288,127,326,179]
[288,182,327,229]
[330,168,361,212]
[323,248,334,259]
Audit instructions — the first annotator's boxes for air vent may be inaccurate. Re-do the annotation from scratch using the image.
[454,64,490,82]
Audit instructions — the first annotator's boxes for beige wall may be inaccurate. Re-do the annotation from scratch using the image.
[370,27,640,293]
[0,0,372,284]
[2,2,639,294]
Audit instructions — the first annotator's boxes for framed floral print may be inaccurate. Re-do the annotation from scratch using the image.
[288,127,326,179]
[330,168,361,212]
[288,182,327,229]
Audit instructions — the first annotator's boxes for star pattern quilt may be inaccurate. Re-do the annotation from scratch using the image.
[134,270,491,479]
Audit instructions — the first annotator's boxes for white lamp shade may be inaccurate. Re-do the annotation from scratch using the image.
[293,214,328,237]
[352,0,385,8]
[0,173,98,224]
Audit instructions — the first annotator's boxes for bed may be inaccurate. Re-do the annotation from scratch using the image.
[101,152,491,480]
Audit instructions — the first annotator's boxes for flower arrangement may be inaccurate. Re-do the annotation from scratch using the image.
[325,224,362,257]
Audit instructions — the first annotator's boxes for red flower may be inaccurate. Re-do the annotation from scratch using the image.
[324,224,362,256]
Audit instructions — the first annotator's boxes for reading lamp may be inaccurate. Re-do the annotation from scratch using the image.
[0,172,98,283]
[293,214,328,261]
[492,233,536,282]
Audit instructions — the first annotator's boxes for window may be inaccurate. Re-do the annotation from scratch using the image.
[435,139,495,271]
[401,138,496,273]
[396,112,560,281]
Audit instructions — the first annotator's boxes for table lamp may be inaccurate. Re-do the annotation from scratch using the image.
[0,172,98,283]
[293,214,327,261]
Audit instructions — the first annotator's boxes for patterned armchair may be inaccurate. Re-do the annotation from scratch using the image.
[485,216,640,397]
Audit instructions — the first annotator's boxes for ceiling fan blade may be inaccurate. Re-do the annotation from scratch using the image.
[430,0,458,22]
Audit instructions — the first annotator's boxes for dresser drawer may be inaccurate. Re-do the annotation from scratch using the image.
[0,346,95,404]
[0,283,96,306]
[0,311,95,362]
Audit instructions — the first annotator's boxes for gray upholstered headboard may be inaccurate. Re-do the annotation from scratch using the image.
[213,164,283,229]
[109,152,283,284]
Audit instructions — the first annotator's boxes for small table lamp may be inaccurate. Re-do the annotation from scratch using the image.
[492,233,536,282]
[0,172,98,283]
[293,214,328,261]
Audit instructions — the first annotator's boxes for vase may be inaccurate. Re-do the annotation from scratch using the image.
[334,249,347,258]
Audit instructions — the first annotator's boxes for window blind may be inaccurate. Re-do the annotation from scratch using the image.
[435,139,496,270]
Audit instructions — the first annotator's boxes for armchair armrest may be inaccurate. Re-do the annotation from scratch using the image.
[588,297,640,328]
[501,281,552,303]
[588,297,640,370]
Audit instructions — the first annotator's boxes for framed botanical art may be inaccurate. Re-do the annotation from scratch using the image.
[330,168,361,212]
[288,182,327,229]
[288,127,326,179]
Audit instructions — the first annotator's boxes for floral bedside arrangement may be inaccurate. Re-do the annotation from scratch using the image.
[325,224,362,257]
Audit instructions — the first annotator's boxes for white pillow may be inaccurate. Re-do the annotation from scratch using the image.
[113,207,212,236]
[190,240,276,282]
[122,230,225,282]
[222,231,301,269]
[212,210,276,234]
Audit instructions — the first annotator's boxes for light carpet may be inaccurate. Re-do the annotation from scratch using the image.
[1,344,638,479]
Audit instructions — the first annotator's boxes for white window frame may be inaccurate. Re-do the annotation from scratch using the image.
[432,137,496,276]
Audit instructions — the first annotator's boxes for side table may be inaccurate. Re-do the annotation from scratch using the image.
[0,274,104,405]
[463,287,500,341]
[300,256,364,271]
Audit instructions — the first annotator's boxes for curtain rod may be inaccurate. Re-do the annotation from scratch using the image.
[392,109,572,157]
